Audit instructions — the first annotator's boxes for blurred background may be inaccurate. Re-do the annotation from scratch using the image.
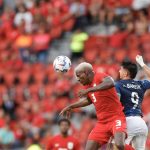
[0,0,150,149]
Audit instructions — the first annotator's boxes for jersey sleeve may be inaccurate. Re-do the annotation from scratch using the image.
[96,72,109,83]
[141,80,150,90]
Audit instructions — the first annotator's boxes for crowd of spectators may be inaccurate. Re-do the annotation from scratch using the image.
[0,0,150,149]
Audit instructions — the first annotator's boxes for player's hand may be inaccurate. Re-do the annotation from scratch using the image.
[136,55,145,67]
[59,106,72,118]
[78,89,89,98]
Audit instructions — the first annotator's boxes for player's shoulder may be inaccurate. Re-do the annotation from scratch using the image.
[68,135,78,140]
[138,79,150,84]
[116,79,135,85]
[115,80,123,87]
[68,135,79,142]
[133,79,150,88]
[50,134,61,140]
[94,71,108,79]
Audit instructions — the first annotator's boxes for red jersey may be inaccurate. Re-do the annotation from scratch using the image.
[125,144,135,150]
[85,72,125,123]
[46,134,80,150]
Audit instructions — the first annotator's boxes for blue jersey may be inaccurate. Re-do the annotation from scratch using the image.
[115,79,150,117]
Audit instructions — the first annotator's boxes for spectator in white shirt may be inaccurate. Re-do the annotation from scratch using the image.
[14,4,33,33]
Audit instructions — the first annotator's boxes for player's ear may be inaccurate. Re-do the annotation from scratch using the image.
[84,69,89,75]
[126,70,130,77]
[123,69,128,78]
[86,69,92,76]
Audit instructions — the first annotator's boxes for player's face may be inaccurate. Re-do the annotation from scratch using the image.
[59,121,70,135]
[75,70,89,85]
[119,66,128,79]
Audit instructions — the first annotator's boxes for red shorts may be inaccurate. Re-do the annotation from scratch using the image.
[88,116,127,145]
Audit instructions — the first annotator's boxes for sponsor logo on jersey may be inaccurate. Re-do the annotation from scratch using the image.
[67,142,74,149]
[55,143,59,147]
[93,83,96,87]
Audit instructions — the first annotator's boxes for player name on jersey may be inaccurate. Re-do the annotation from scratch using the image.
[123,83,141,89]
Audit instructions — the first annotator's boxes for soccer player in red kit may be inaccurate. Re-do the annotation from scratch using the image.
[46,118,80,150]
[60,62,127,150]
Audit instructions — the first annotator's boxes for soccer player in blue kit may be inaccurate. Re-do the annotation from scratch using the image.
[115,55,150,150]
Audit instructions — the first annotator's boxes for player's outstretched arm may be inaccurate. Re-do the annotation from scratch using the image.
[59,98,92,118]
[136,55,150,79]
[78,76,114,98]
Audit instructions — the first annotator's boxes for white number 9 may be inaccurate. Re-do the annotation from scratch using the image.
[131,92,139,109]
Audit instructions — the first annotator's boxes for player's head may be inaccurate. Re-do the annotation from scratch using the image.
[58,118,71,136]
[75,62,94,85]
[119,61,137,79]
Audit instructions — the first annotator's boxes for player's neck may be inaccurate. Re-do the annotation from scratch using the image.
[61,133,68,137]
[122,76,131,80]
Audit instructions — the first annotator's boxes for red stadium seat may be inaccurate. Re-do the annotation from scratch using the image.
[109,32,128,49]
[29,84,39,96]
[84,49,98,63]
[15,84,25,98]
[99,49,113,62]
[107,64,120,80]
[50,26,62,39]
[142,42,150,53]
[54,97,69,111]
[127,34,139,50]
[32,113,45,128]
[84,36,97,49]
[44,84,54,98]
[46,65,57,82]
[114,49,127,63]
[34,71,45,84]
[62,18,75,32]
[140,34,150,44]
[142,97,150,115]
[0,85,7,106]
[31,63,45,72]
[143,52,150,62]
[4,72,16,86]
[128,49,140,61]
[84,36,106,51]
[40,98,55,113]
[73,84,83,98]
[17,71,31,85]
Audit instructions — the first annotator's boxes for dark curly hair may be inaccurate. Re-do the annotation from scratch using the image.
[121,61,138,79]
[58,118,71,126]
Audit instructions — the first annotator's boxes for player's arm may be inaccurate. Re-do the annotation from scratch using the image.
[136,55,150,79]
[115,83,121,100]
[78,76,114,98]
[59,97,92,118]
[86,76,114,92]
